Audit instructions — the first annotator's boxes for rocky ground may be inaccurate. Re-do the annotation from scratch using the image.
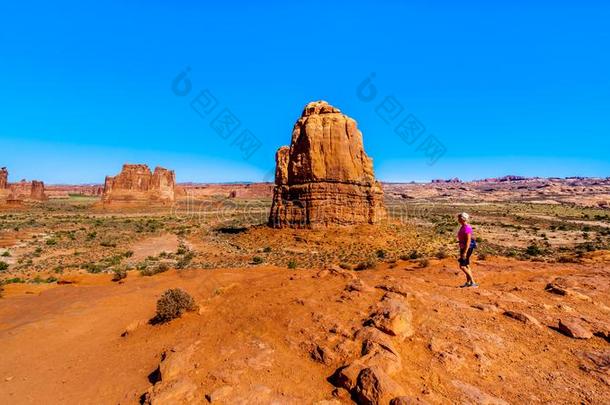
[0,257,608,404]
[0,196,609,404]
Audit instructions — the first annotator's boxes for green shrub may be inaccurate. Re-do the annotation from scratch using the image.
[418,258,430,268]
[339,262,352,270]
[46,238,57,246]
[176,251,195,269]
[252,256,264,265]
[154,288,198,323]
[354,259,376,271]
[0,262,9,271]
[436,249,448,259]
[112,268,127,282]
[525,245,541,256]
[1,251,10,257]
[376,249,386,259]
[287,259,298,269]
[141,262,170,277]
[404,250,421,260]
[263,246,272,253]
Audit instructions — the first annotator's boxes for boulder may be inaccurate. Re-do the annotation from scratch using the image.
[503,310,542,328]
[558,318,593,339]
[355,366,406,405]
[269,101,386,228]
[144,378,200,405]
[366,296,414,339]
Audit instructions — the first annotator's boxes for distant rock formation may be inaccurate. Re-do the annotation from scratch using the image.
[102,164,176,205]
[0,168,48,202]
[45,184,103,199]
[432,178,462,183]
[30,181,47,201]
[269,101,386,228]
[10,180,47,201]
[0,167,10,203]
[0,167,7,189]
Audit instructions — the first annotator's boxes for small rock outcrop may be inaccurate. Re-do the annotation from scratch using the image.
[102,164,176,205]
[269,101,386,228]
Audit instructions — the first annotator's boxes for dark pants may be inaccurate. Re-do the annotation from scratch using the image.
[458,247,473,267]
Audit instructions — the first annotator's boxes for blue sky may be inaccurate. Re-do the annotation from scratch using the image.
[1,1,609,184]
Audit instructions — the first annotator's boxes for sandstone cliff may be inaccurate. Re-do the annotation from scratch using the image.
[269,101,386,227]
[102,164,176,205]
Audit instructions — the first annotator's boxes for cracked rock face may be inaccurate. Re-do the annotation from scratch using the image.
[269,101,386,228]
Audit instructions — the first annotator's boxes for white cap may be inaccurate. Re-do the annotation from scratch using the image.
[458,212,470,220]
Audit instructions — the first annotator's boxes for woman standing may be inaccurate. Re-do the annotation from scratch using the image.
[457,212,478,288]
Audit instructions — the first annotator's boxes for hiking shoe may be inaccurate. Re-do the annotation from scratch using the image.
[469,282,479,288]
[459,282,472,288]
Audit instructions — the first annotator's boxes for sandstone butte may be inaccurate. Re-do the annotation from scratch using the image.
[269,101,386,228]
[0,167,47,202]
[101,164,181,205]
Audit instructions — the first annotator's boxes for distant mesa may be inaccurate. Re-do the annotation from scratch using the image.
[269,101,386,228]
[0,167,47,203]
[432,177,462,184]
[101,164,178,205]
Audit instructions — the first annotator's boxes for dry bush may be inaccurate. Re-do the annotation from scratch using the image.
[153,288,198,324]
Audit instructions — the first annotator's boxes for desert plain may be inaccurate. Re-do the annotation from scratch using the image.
[1,102,609,404]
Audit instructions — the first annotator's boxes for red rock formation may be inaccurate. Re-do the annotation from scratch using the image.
[269,101,386,228]
[30,181,47,201]
[0,167,9,203]
[102,164,176,205]
[0,167,7,189]
[6,178,47,201]
[44,184,103,199]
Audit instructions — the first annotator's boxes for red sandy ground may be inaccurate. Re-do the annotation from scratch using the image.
[0,257,608,404]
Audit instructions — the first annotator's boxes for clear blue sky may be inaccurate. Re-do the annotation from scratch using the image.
[1,1,609,184]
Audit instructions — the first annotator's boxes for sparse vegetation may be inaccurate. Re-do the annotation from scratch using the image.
[153,288,198,323]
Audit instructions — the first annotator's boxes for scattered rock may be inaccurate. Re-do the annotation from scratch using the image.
[503,310,542,328]
[346,279,374,293]
[143,378,199,405]
[310,344,336,365]
[545,284,592,301]
[355,326,400,356]
[471,303,501,313]
[558,319,593,339]
[375,282,410,297]
[366,296,414,339]
[355,366,406,405]
[159,344,197,382]
[333,361,366,391]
